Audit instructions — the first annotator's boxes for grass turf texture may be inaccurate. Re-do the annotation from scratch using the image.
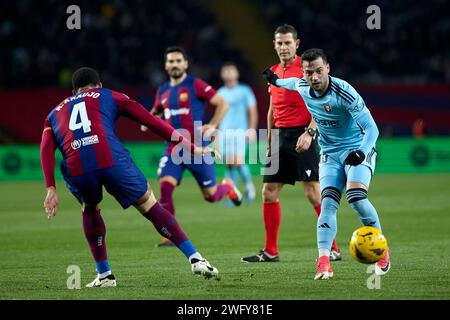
[0,174,449,300]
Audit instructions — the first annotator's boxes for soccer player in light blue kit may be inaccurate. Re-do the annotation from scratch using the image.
[263,48,390,280]
[218,62,258,204]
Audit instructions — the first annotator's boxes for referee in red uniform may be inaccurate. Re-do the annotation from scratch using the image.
[242,24,341,262]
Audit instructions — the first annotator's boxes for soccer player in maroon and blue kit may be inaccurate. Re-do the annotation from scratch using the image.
[40,67,220,287]
[142,47,242,247]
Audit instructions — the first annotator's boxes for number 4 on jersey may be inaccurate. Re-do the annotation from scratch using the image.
[69,101,92,133]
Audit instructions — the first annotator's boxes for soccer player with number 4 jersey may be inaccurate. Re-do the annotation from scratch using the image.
[40,67,220,287]
[263,48,391,280]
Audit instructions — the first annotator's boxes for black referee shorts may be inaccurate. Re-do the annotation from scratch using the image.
[263,126,319,185]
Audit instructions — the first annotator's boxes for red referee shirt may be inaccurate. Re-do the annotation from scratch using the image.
[269,56,311,128]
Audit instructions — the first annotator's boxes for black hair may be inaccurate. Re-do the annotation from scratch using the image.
[72,67,101,90]
[274,24,298,39]
[301,48,328,64]
[164,46,188,61]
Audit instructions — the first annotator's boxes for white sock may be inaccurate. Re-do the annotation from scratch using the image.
[98,270,112,279]
[319,248,330,257]
[189,252,204,263]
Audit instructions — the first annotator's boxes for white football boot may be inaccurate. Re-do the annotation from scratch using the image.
[191,259,220,280]
[85,274,117,288]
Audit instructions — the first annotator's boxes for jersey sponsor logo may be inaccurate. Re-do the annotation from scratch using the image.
[179,92,189,102]
[164,108,190,119]
[306,169,312,177]
[314,117,341,128]
[70,134,99,150]
[323,104,331,113]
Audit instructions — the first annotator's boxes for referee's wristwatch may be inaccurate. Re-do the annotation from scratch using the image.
[306,127,317,140]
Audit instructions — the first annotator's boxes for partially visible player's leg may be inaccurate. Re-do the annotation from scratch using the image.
[64,172,116,287]
[103,160,219,280]
[346,157,390,276]
[315,156,346,280]
[134,188,219,280]
[157,156,183,246]
[159,176,177,216]
[345,156,381,231]
[241,182,283,262]
[188,160,242,206]
[303,180,341,260]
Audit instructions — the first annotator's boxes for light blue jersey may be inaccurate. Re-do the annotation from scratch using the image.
[218,83,256,131]
[276,75,385,256]
[276,76,379,159]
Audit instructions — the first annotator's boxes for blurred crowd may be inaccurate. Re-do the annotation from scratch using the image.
[0,0,251,88]
[257,0,450,84]
[1,0,448,88]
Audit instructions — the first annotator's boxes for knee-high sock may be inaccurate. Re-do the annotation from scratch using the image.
[160,181,175,216]
[317,187,341,250]
[314,204,340,252]
[347,188,381,231]
[225,166,239,186]
[206,183,230,202]
[263,201,281,256]
[142,202,196,258]
[82,208,109,274]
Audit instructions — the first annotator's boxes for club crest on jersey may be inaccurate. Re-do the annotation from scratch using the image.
[323,104,331,113]
[179,92,189,102]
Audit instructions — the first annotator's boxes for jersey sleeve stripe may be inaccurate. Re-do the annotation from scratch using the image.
[330,82,355,102]
[330,85,355,104]
[330,87,353,104]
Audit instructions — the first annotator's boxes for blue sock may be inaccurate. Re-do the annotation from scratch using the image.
[225,166,238,186]
[178,240,197,259]
[317,196,339,250]
[317,187,341,250]
[95,260,110,274]
[238,165,254,191]
[347,188,381,231]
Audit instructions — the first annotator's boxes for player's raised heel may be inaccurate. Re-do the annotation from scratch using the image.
[222,179,243,206]
[314,256,333,280]
[191,259,220,280]
[86,274,117,288]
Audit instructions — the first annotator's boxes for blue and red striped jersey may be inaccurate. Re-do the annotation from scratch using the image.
[152,75,216,152]
[44,88,132,177]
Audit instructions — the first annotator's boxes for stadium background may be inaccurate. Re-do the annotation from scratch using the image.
[0,0,449,300]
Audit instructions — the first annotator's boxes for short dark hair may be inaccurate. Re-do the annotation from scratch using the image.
[274,24,298,39]
[164,46,188,61]
[72,67,101,90]
[301,48,328,64]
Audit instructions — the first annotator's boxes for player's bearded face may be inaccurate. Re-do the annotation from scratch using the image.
[165,52,188,79]
[274,33,299,63]
[303,58,330,94]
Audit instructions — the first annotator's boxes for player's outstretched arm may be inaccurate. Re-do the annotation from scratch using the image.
[40,127,59,219]
[262,69,298,91]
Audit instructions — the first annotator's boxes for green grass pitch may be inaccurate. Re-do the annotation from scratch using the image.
[0,174,449,300]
